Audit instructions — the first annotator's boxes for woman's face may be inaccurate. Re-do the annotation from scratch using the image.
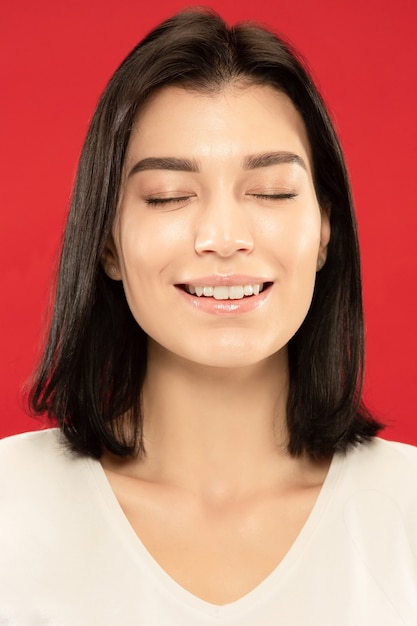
[105,84,330,368]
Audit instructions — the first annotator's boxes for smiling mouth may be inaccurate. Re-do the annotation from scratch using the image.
[179,283,272,300]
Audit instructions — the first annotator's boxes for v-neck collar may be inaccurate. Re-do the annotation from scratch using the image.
[87,449,345,620]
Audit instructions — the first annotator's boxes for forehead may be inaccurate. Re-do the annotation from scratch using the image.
[125,83,313,170]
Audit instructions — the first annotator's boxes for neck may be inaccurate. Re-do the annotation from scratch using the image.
[135,341,291,497]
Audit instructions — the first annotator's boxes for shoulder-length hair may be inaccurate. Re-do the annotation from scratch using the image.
[29,8,382,459]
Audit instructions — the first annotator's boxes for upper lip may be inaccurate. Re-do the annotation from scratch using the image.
[176,274,272,287]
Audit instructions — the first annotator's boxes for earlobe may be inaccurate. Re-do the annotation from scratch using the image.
[317,207,331,271]
[101,238,122,281]
[106,263,120,279]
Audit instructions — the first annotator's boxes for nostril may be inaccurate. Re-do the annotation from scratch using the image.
[194,238,255,257]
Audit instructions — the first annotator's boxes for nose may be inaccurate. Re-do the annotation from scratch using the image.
[194,195,254,257]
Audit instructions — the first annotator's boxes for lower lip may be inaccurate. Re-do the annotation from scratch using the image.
[176,285,272,316]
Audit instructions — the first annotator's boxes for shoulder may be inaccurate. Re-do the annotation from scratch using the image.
[0,427,63,453]
[347,436,417,478]
[0,428,99,556]
[0,428,67,471]
[337,437,417,524]
[314,438,417,621]
[341,437,417,492]
[0,428,89,500]
[371,436,417,463]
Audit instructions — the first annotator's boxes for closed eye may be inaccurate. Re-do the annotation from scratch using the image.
[249,192,297,201]
[145,195,194,207]
[144,192,297,206]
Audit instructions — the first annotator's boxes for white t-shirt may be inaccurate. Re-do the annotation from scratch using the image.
[0,428,416,625]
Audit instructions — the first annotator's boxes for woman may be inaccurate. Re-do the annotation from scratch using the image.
[1,8,416,624]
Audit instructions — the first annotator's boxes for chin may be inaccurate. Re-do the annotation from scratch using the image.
[147,326,290,370]
[177,337,287,370]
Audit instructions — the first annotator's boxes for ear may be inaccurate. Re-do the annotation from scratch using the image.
[317,205,331,271]
[101,237,122,281]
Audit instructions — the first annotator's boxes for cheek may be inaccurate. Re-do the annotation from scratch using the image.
[118,212,188,275]
[261,209,322,269]
[114,213,190,325]
[265,213,322,336]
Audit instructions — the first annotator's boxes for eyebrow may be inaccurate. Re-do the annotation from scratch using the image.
[244,151,307,171]
[127,151,306,177]
[128,156,199,177]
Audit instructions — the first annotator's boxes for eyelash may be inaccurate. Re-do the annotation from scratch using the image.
[145,193,297,206]
[145,196,191,206]
[250,193,297,201]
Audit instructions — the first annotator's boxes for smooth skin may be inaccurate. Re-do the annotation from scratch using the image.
[101,83,331,605]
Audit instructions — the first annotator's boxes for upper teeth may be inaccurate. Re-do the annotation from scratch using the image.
[186,284,263,299]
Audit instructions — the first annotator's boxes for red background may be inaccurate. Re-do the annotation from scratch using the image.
[1,0,416,443]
